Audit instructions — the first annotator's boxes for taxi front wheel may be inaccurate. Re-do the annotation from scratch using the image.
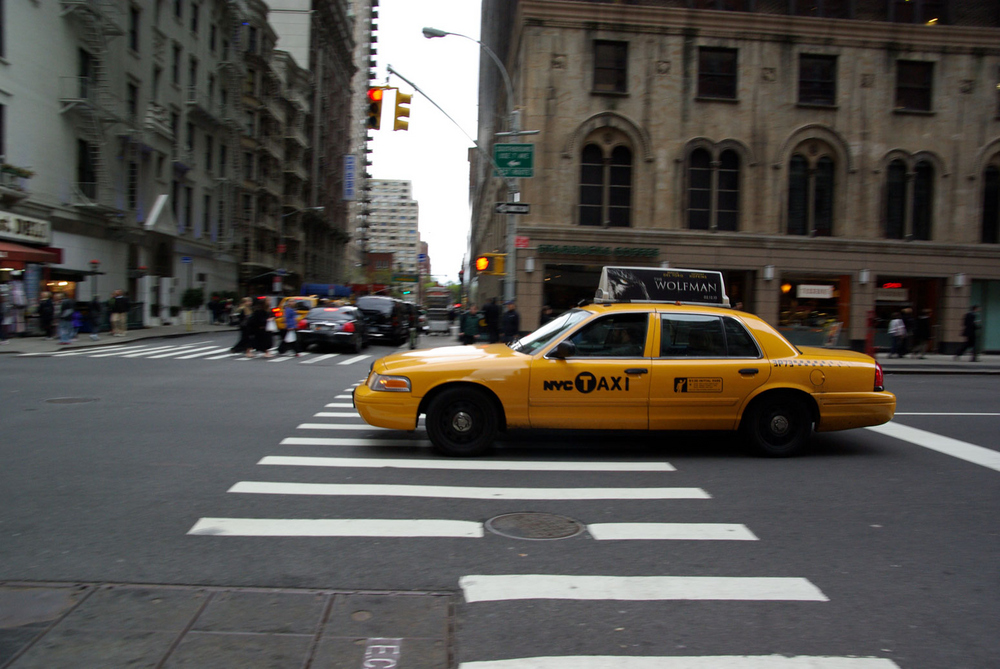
[742,394,812,457]
[426,388,498,457]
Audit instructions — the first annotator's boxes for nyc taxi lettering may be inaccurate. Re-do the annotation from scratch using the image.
[773,359,846,368]
[674,377,723,393]
[543,372,630,393]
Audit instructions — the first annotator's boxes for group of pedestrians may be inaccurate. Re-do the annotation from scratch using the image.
[887,307,932,359]
[229,297,300,358]
[459,298,521,345]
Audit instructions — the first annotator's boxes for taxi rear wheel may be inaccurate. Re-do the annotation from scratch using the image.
[426,388,498,457]
[743,394,812,457]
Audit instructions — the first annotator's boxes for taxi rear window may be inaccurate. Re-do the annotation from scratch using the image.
[659,314,760,358]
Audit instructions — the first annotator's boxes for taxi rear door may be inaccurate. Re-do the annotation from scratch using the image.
[528,312,652,430]
[649,313,770,430]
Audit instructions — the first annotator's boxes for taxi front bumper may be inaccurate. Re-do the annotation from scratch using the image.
[814,391,896,432]
[353,383,421,431]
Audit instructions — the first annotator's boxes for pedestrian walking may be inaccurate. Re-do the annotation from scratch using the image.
[501,300,520,344]
[539,304,554,326]
[483,298,501,343]
[88,296,102,340]
[901,307,915,356]
[277,301,300,356]
[38,291,54,339]
[459,304,480,345]
[887,312,906,358]
[245,298,274,358]
[954,305,980,362]
[109,289,130,336]
[0,290,9,345]
[911,308,932,358]
[229,297,253,353]
[56,292,75,345]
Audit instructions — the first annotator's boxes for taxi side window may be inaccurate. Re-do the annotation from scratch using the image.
[722,317,761,358]
[660,314,725,357]
[568,314,648,357]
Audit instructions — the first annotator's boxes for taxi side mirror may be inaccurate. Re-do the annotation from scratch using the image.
[551,340,576,359]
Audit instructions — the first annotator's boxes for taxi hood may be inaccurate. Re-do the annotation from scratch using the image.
[375,343,520,373]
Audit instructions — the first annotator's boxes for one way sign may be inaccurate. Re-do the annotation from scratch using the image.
[495,202,531,215]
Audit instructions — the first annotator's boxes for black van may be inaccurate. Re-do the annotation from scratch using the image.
[355,296,408,345]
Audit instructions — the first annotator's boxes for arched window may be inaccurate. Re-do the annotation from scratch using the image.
[912,161,933,241]
[884,157,934,240]
[578,142,633,227]
[885,160,907,239]
[984,165,1000,244]
[787,151,834,236]
[686,147,740,231]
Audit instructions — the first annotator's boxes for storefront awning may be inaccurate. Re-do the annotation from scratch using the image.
[0,241,59,265]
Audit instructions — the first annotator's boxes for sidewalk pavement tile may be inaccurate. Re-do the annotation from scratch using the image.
[190,590,328,635]
[163,631,313,668]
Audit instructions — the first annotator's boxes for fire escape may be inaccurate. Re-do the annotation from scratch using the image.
[57,0,125,218]
[217,1,247,257]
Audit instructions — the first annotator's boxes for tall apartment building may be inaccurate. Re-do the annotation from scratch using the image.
[472,0,1000,353]
[349,0,377,282]
[0,0,356,326]
[366,179,421,276]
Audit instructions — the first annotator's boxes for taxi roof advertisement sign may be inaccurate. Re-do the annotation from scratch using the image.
[596,266,729,307]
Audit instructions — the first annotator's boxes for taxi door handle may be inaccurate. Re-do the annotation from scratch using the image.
[739,368,759,376]
[624,368,648,375]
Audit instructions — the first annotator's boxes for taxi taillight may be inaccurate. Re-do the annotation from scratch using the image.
[271,308,281,317]
[874,362,885,392]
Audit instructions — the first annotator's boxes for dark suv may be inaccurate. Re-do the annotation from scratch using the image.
[356,296,408,346]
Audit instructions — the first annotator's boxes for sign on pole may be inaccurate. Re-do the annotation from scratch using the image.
[493,143,534,178]
[494,202,530,215]
[343,155,356,201]
[515,236,530,249]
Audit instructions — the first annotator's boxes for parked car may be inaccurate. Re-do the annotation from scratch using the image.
[296,306,368,353]
[356,296,409,346]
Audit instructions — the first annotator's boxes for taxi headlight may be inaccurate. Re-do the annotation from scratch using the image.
[368,373,411,392]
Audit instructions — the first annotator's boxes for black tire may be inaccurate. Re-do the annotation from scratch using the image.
[742,394,812,457]
[425,388,498,457]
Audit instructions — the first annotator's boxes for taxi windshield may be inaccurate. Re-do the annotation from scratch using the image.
[510,308,591,355]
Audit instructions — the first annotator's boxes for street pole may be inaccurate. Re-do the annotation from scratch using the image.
[504,112,519,304]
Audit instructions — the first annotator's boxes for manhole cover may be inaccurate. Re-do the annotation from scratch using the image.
[485,512,584,540]
[45,397,100,404]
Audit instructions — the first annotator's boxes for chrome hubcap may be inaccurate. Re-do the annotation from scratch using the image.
[451,411,473,433]
[770,414,790,435]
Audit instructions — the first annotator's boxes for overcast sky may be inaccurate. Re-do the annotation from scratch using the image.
[367,0,482,284]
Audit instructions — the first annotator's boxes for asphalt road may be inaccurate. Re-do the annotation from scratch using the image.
[1,334,997,668]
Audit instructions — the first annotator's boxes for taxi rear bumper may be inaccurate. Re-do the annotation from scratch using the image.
[814,391,896,432]
[353,383,421,431]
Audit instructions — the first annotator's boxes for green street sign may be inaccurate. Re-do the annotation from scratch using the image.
[393,273,419,283]
[493,143,534,178]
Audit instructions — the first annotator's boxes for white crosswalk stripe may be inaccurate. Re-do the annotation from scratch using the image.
[337,354,371,365]
[280,436,431,447]
[257,455,676,471]
[313,412,359,418]
[188,517,483,538]
[147,345,221,359]
[176,347,233,359]
[228,481,711,500]
[458,657,900,668]
[301,353,339,364]
[123,344,204,358]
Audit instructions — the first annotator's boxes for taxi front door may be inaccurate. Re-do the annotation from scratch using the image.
[528,313,651,430]
[648,313,770,431]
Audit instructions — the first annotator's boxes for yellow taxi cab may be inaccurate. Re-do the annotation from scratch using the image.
[272,296,320,329]
[354,267,895,457]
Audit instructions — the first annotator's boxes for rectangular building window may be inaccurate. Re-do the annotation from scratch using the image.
[210,24,216,52]
[0,104,4,158]
[219,143,227,176]
[895,60,933,111]
[891,0,946,24]
[126,82,138,125]
[129,6,140,52]
[217,198,225,239]
[127,161,138,210]
[792,0,850,17]
[171,179,178,217]
[78,139,96,199]
[248,26,258,54]
[593,41,628,93]
[190,2,199,33]
[184,185,192,232]
[798,54,837,106]
[174,0,182,20]
[244,68,256,96]
[152,66,161,102]
[186,122,194,151]
[691,0,748,9]
[188,56,198,95]
[202,194,210,236]
[244,152,254,180]
[205,135,213,173]
[172,44,181,84]
[698,47,738,99]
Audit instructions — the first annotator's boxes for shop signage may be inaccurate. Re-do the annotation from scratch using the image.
[537,245,659,258]
[876,287,908,302]
[796,284,835,300]
[515,236,530,249]
[0,210,52,245]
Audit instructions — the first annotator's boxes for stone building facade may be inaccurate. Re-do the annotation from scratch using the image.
[472,0,1000,352]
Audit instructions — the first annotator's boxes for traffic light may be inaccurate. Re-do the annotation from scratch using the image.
[366,87,384,130]
[393,91,411,131]
[474,253,505,275]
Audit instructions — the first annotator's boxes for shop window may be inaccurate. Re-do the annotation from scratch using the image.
[787,152,834,236]
[895,60,933,112]
[593,41,628,94]
[798,54,837,106]
[686,148,740,231]
[791,0,850,18]
[578,143,632,227]
[698,47,738,100]
[983,165,999,244]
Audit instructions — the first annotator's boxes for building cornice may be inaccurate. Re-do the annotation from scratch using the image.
[519,1,1000,54]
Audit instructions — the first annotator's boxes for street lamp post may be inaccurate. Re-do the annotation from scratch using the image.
[423,27,520,304]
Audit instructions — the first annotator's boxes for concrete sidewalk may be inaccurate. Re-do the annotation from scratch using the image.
[0,581,453,668]
[2,325,997,373]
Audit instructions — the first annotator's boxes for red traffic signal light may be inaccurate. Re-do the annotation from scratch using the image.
[366,88,384,130]
[475,256,489,271]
